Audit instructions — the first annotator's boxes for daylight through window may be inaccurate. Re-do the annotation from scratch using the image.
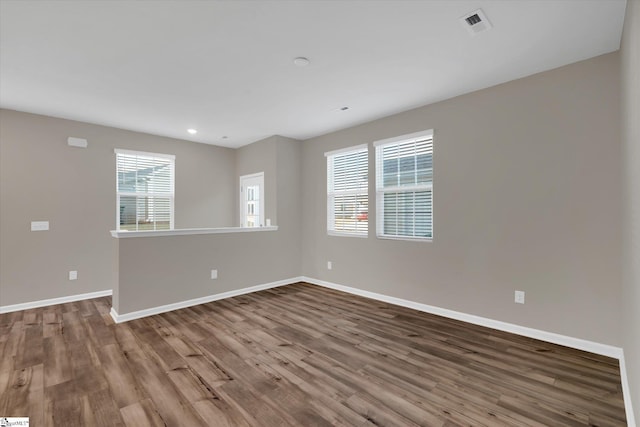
[116,149,175,231]
[326,145,368,236]
[375,130,433,240]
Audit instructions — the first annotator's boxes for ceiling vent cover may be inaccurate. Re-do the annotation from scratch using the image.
[460,9,492,36]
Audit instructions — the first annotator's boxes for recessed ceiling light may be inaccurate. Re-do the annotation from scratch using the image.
[293,57,310,67]
[187,128,198,135]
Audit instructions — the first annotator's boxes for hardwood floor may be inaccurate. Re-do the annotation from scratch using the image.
[0,282,628,426]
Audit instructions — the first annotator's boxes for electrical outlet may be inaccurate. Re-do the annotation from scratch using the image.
[515,290,525,304]
[211,269,218,279]
[69,270,78,280]
[327,261,332,270]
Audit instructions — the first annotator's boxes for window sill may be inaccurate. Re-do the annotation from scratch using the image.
[376,234,432,243]
[328,231,368,238]
[110,226,278,238]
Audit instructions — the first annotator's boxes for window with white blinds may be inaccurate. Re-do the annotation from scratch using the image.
[375,130,433,240]
[326,144,368,236]
[115,149,175,231]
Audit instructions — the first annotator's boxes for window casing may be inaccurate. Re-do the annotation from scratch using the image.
[374,130,433,240]
[326,144,368,237]
[116,149,175,231]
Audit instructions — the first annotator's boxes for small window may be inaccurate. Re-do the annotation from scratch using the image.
[116,149,175,231]
[375,130,433,240]
[326,144,368,237]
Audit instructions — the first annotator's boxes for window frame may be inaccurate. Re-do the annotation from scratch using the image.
[115,148,175,231]
[325,144,369,238]
[374,129,434,242]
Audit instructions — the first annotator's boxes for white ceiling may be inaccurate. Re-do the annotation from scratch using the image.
[0,0,627,148]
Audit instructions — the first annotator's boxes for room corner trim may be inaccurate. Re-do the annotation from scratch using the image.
[110,277,303,323]
[0,289,113,314]
[618,351,637,427]
[109,307,119,324]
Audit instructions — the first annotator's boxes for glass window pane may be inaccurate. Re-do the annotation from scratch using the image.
[377,134,433,239]
[416,153,432,184]
[119,196,137,231]
[327,147,368,236]
[398,156,416,186]
[116,151,174,230]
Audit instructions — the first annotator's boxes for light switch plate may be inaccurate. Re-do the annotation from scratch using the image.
[31,221,49,231]
[515,290,525,304]
[67,137,88,148]
[69,271,78,280]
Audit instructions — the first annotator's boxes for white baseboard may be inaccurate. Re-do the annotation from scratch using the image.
[0,289,113,314]
[109,277,303,323]
[301,276,622,357]
[301,276,636,426]
[8,278,631,424]
[619,352,637,427]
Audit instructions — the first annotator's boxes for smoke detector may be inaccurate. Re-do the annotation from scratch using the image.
[460,9,492,36]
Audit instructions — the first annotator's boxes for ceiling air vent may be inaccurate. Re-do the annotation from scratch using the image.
[460,9,492,36]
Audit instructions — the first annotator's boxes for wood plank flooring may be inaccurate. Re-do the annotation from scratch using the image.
[0,282,628,426]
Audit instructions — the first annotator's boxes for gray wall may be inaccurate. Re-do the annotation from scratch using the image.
[116,135,302,315]
[116,230,297,314]
[621,0,640,421]
[0,109,235,306]
[236,136,278,226]
[301,52,623,346]
[0,39,629,381]
[276,136,303,279]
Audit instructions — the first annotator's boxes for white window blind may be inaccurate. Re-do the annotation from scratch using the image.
[326,145,368,236]
[375,130,433,240]
[115,149,175,231]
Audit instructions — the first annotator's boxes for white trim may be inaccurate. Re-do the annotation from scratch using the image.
[5,278,631,423]
[109,307,120,323]
[304,277,635,422]
[67,137,88,148]
[328,230,369,238]
[117,191,174,197]
[114,148,175,160]
[110,277,303,323]
[380,182,433,193]
[324,143,368,158]
[110,275,636,424]
[373,129,434,148]
[239,171,265,180]
[300,276,623,359]
[376,234,433,243]
[110,225,278,238]
[0,289,113,314]
[619,352,637,427]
